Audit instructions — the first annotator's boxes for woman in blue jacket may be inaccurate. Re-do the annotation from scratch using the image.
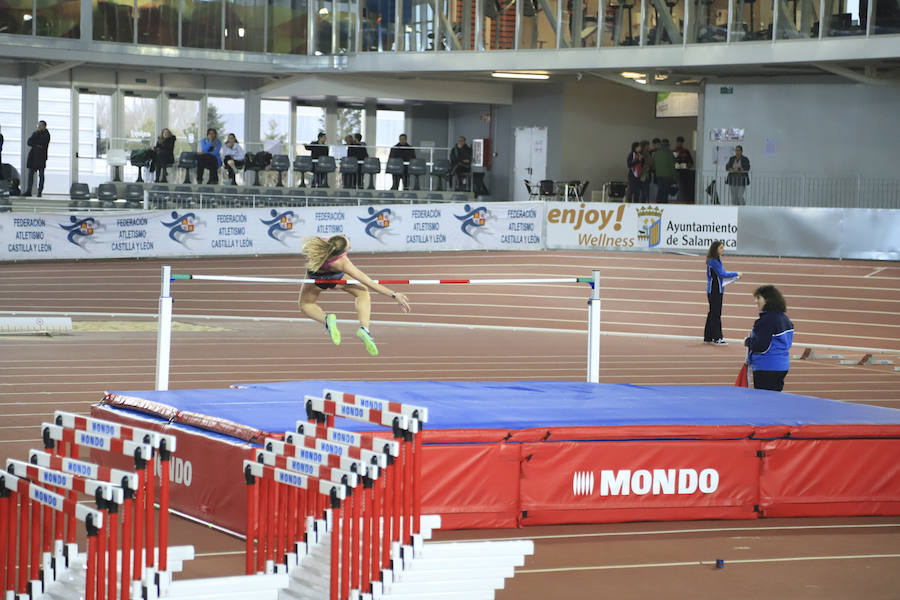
[704,240,741,345]
[197,128,222,184]
[745,285,794,391]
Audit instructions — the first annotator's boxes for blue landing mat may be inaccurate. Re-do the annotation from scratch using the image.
[108,381,900,434]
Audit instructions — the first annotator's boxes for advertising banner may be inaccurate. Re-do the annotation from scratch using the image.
[519,439,760,524]
[544,202,739,252]
[0,202,543,261]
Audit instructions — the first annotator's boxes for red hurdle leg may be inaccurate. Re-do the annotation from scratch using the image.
[132,468,144,581]
[287,485,297,560]
[361,482,372,593]
[381,464,391,571]
[120,497,132,600]
[108,508,119,600]
[18,491,29,593]
[403,439,413,544]
[53,442,65,541]
[6,489,15,593]
[30,489,40,582]
[413,432,422,535]
[371,475,381,581]
[86,533,97,600]
[393,446,403,545]
[351,486,361,592]
[256,478,268,574]
[341,496,351,600]
[160,455,170,572]
[67,442,78,543]
[145,459,154,571]
[97,511,106,600]
[0,491,7,595]
[266,477,276,568]
[329,505,341,600]
[245,473,257,575]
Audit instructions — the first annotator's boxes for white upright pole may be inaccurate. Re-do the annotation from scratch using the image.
[155,265,173,391]
[586,270,601,383]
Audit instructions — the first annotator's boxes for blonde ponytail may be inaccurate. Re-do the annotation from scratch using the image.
[302,235,348,272]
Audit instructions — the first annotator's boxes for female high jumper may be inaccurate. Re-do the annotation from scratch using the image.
[300,234,411,356]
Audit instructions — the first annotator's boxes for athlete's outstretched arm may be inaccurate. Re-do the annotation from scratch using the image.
[338,258,411,312]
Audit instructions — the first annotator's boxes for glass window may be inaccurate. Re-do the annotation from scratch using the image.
[0,85,23,174]
[296,105,327,154]
[336,107,364,144]
[208,97,246,143]
[362,0,395,50]
[645,0,684,44]
[2,0,34,35]
[34,0,80,37]
[336,0,359,52]
[268,0,308,54]
[483,8,517,49]
[183,0,223,49]
[77,93,112,189]
[168,98,201,155]
[729,0,771,40]
[36,87,72,195]
[226,0,265,51]
[138,0,179,45]
[871,0,900,34]
[311,0,334,53]
[93,0,134,42]
[401,0,432,50]
[685,0,727,42]
[775,0,815,38]
[518,0,541,48]
[124,95,157,180]
[260,99,289,154]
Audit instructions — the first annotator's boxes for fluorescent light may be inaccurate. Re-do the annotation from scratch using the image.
[238,27,245,37]
[318,7,329,15]
[620,71,644,79]
[491,72,549,80]
[654,73,668,80]
[635,78,647,84]
[23,13,32,21]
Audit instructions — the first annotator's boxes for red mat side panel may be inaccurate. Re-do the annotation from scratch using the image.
[759,438,900,517]
[421,443,521,529]
[519,440,762,525]
[92,405,254,534]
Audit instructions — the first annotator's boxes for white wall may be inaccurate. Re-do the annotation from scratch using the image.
[701,81,900,178]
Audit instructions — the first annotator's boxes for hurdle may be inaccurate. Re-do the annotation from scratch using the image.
[154,266,604,390]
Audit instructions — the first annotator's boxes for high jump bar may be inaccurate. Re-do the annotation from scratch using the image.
[172,273,595,285]
[155,266,603,390]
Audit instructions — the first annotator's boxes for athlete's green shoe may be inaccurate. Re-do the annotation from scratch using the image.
[357,327,379,356]
[325,314,341,345]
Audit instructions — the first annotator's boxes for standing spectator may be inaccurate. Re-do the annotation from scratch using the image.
[221,133,245,185]
[726,145,750,205]
[305,132,329,187]
[389,133,415,190]
[673,136,694,202]
[626,141,642,203]
[349,133,368,189]
[654,138,676,204]
[152,128,176,183]
[197,128,222,184]
[704,240,741,346]
[744,285,794,391]
[638,140,651,202]
[449,136,472,191]
[0,124,4,166]
[23,120,50,197]
[645,137,660,202]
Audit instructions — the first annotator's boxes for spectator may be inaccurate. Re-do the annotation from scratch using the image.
[152,128,176,183]
[673,136,694,202]
[305,132,329,187]
[449,136,473,191]
[645,137,660,201]
[654,138,676,204]
[745,285,794,391]
[626,141,641,203]
[638,140,651,202]
[197,128,222,184]
[725,145,750,205]
[349,133,368,189]
[704,240,741,346]
[0,124,4,166]
[221,133,245,185]
[23,120,50,198]
[673,135,694,168]
[389,133,415,190]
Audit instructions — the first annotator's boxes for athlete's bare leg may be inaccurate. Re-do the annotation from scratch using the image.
[340,283,371,329]
[299,283,327,325]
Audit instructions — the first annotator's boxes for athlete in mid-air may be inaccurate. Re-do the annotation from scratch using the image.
[299,235,411,356]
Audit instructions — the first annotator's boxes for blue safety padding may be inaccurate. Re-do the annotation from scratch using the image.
[107,381,900,434]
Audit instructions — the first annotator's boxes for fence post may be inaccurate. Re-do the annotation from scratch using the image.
[155,266,173,391]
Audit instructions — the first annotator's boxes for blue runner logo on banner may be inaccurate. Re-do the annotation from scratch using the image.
[59,216,101,249]
[454,204,488,238]
[358,207,394,241]
[260,209,303,244]
[161,211,201,245]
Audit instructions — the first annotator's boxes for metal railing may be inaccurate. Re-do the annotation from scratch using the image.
[697,173,900,209]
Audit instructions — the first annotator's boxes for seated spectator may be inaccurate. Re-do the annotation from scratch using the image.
[197,128,222,184]
[305,132,329,187]
[389,133,415,190]
[449,136,473,191]
[349,133,369,189]
[221,133,245,185]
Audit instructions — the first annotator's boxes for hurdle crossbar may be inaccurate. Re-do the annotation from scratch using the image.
[155,265,603,390]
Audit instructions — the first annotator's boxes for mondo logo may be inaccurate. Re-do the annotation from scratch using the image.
[571,468,720,497]
[573,471,595,496]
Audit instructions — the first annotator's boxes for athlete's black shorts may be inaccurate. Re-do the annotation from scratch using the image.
[308,270,344,290]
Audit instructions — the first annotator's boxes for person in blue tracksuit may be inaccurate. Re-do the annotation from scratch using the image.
[704,240,741,345]
[744,285,794,391]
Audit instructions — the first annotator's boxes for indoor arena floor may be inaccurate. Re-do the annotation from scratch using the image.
[1,251,899,599]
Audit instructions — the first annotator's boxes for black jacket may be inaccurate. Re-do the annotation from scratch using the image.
[306,141,329,158]
[347,143,368,161]
[154,135,176,166]
[26,129,51,169]
[450,144,472,171]
[389,142,416,161]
